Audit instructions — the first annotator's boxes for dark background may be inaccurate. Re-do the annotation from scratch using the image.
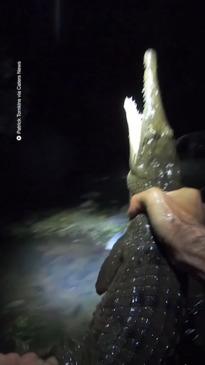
[0,0,204,220]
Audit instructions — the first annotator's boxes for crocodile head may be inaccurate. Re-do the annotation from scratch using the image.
[124,49,181,196]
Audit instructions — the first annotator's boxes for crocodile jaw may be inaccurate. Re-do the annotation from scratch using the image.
[124,49,165,168]
[124,97,143,168]
[124,49,180,195]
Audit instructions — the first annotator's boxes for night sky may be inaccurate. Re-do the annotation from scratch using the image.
[0,0,204,219]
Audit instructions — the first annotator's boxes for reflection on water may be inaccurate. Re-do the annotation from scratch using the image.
[0,173,128,355]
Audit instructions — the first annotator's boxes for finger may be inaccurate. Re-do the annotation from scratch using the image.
[128,194,145,218]
[45,356,59,365]
[128,188,163,218]
[0,354,7,365]
[21,352,42,365]
[0,353,20,365]
[96,238,124,294]
[0,354,6,365]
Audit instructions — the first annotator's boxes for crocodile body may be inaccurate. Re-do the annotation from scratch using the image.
[52,49,186,364]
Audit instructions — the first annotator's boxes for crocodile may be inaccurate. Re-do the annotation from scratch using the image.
[51,49,186,365]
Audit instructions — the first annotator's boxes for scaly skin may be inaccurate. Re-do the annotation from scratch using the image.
[52,49,186,365]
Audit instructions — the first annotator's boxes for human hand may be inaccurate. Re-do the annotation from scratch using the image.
[0,353,58,365]
[128,187,204,229]
[128,187,205,277]
[128,187,205,246]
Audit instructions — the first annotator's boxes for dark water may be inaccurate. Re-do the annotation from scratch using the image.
[0,172,128,355]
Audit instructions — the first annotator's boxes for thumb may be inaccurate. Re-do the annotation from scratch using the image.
[128,193,145,218]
